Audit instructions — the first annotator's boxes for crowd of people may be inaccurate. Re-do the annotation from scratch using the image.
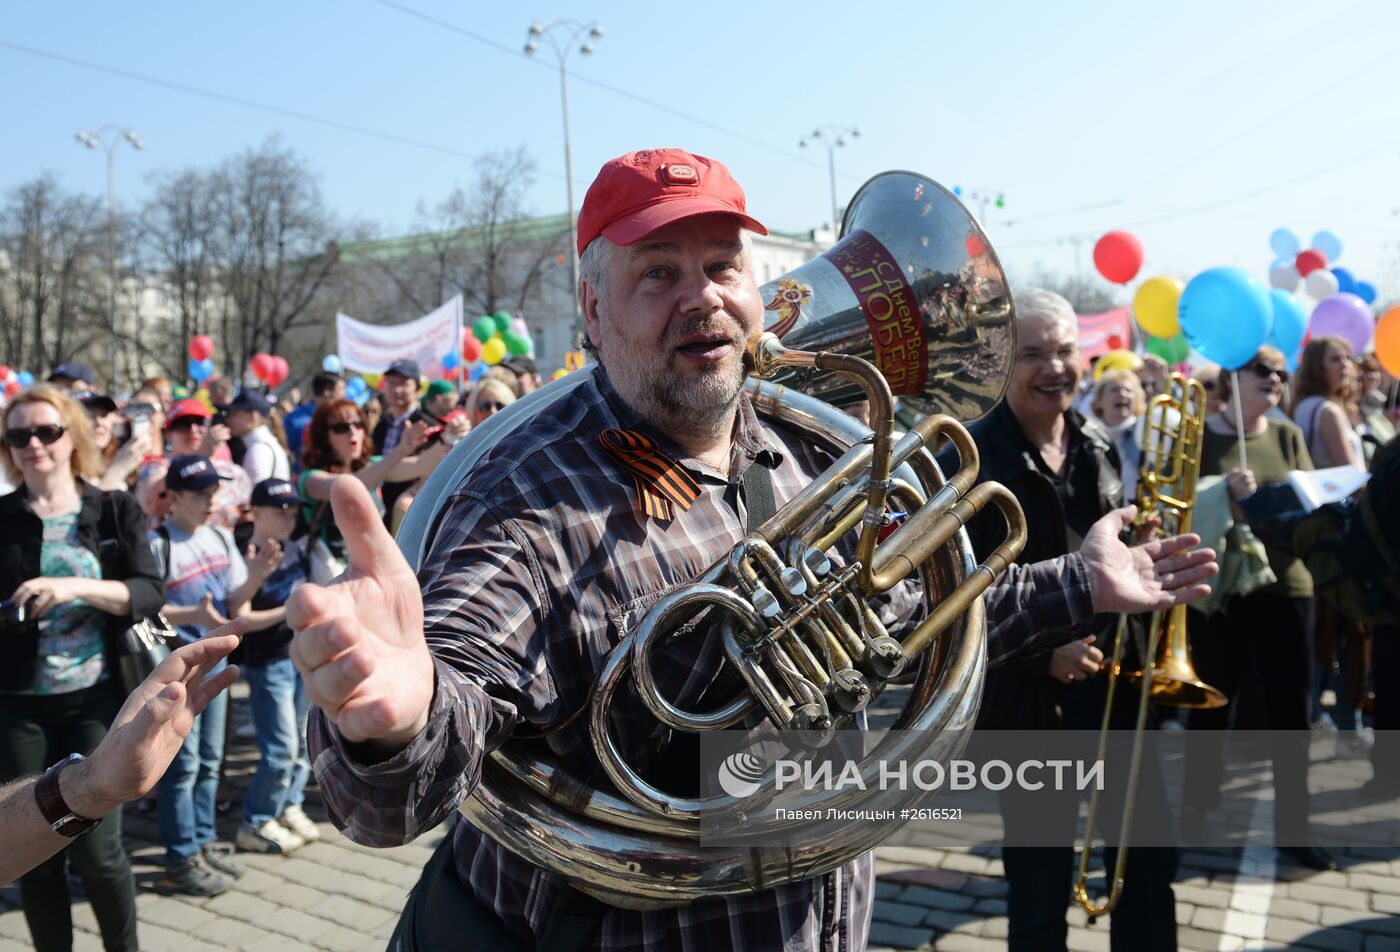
[1,144,1397,952]
[0,353,543,949]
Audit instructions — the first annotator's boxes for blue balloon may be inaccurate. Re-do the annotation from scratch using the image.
[16,370,34,388]
[469,364,487,382]
[352,388,369,407]
[1269,228,1300,259]
[1267,289,1307,357]
[1356,281,1378,305]
[1312,230,1342,262]
[346,376,367,396]
[1331,267,1357,296]
[1178,267,1274,371]
[188,358,210,382]
[321,354,342,374]
[442,351,460,370]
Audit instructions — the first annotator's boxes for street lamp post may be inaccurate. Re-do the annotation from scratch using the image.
[799,124,859,238]
[525,19,602,346]
[75,125,143,391]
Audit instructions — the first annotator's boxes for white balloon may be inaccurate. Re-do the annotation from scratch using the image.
[1269,261,1300,291]
[1305,269,1339,300]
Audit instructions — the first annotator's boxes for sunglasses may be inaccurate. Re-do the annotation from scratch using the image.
[477,402,507,413]
[1245,362,1289,382]
[328,420,366,435]
[1200,381,1216,392]
[4,424,66,448]
[170,417,208,431]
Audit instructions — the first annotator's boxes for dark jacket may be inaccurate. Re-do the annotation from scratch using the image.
[939,400,1125,729]
[0,481,166,692]
[373,407,429,519]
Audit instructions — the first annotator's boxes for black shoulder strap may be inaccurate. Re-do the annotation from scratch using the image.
[742,459,777,532]
[156,525,172,583]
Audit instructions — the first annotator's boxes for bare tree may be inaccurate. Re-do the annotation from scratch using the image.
[1021,268,1123,315]
[0,176,108,380]
[205,138,341,374]
[373,146,566,321]
[136,168,219,379]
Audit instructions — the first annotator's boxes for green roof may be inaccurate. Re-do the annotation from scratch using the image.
[338,213,572,265]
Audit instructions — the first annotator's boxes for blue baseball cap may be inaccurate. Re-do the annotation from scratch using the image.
[49,362,94,385]
[251,477,298,509]
[165,455,230,492]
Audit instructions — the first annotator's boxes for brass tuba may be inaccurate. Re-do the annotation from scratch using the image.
[397,172,1026,908]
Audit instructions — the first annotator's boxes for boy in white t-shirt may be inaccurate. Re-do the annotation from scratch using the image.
[150,455,279,897]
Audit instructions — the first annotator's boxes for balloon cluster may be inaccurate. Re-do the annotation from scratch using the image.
[186,336,217,384]
[249,353,290,388]
[345,375,371,406]
[0,365,31,400]
[448,312,533,385]
[1267,229,1378,304]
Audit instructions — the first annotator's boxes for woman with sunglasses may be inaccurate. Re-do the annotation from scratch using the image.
[465,377,517,428]
[134,399,250,531]
[297,399,447,573]
[1181,346,1334,869]
[0,385,164,952]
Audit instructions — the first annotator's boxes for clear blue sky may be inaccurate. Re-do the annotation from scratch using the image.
[7,0,1400,304]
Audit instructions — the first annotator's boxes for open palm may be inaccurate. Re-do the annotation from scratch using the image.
[287,477,434,749]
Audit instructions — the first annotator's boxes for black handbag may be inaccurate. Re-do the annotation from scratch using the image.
[114,611,179,697]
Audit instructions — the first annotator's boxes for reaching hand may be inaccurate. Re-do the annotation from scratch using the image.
[247,540,284,580]
[287,476,433,751]
[191,593,230,631]
[1049,635,1103,684]
[1081,507,1219,615]
[70,628,242,815]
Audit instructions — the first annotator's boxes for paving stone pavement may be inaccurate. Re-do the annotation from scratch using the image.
[3,683,1397,951]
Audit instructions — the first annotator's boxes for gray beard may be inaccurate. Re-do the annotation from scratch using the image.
[599,346,747,443]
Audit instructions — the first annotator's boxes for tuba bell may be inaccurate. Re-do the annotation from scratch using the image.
[396,171,1026,908]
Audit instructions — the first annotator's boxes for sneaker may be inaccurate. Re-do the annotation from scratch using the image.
[1311,712,1337,731]
[162,856,232,897]
[279,804,321,843]
[236,820,305,855]
[1338,728,1375,759]
[203,842,248,877]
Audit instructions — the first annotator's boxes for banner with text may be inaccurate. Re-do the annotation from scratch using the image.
[336,296,462,376]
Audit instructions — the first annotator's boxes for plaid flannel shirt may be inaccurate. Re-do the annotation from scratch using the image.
[308,368,1093,951]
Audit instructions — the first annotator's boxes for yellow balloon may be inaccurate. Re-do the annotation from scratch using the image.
[1133,275,1185,339]
[195,389,213,412]
[482,338,507,366]
[1093,349,1144,381]
[552,368,568,381]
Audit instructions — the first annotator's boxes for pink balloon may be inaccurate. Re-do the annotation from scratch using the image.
[188,335,215,361]
[265,356,290,388]
[1309,293,1374,354]
[249,353,274,382]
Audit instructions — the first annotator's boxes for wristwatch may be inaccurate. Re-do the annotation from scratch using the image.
[35,753,103,837]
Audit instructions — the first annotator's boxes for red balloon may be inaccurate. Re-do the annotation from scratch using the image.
[462,336,483,362]
[1093,231,1144,284]
[3,380,19,398]
[265,356,290,388]
[1107,334,1124,350]
[964,233,988,259]
[443,367,460,382]
[1295,249,1328,276]
[249,353,274,382]
[188,335,215,361]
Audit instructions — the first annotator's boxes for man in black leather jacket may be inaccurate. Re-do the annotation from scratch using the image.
[944,288,1178,952]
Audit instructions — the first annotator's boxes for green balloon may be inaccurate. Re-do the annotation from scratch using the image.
[1147,332,1190,365]
[493,313,512,336]
[472,316,497,343]
[503,330,531,356]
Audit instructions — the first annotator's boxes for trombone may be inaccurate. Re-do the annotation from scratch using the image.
[1071,373,1226,920]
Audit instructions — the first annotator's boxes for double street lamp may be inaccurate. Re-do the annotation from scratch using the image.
[524,18,603,344]
[75,125,144,390]
[799,124,859,239]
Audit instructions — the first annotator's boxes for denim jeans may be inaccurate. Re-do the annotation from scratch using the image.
[243,658,311,827]
[156,658,228,868]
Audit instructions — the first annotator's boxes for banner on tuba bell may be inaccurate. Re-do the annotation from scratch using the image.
[757,171,1016,423]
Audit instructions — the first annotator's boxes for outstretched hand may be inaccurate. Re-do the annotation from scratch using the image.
[72,628,242,816]
[287,476,433,753]
[1081,506,1219,615]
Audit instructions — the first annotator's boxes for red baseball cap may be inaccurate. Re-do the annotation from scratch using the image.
[576,148,768,256]
[167,398,212,423]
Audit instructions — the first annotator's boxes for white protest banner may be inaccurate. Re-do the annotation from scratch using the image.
[336,295,463,375]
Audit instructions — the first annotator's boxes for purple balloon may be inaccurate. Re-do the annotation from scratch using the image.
[1309,293,1374,354]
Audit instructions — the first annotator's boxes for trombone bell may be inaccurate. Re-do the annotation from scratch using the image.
[1120,605,1227,710]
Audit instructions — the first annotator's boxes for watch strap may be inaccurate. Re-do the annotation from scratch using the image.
[35,755,102,838]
